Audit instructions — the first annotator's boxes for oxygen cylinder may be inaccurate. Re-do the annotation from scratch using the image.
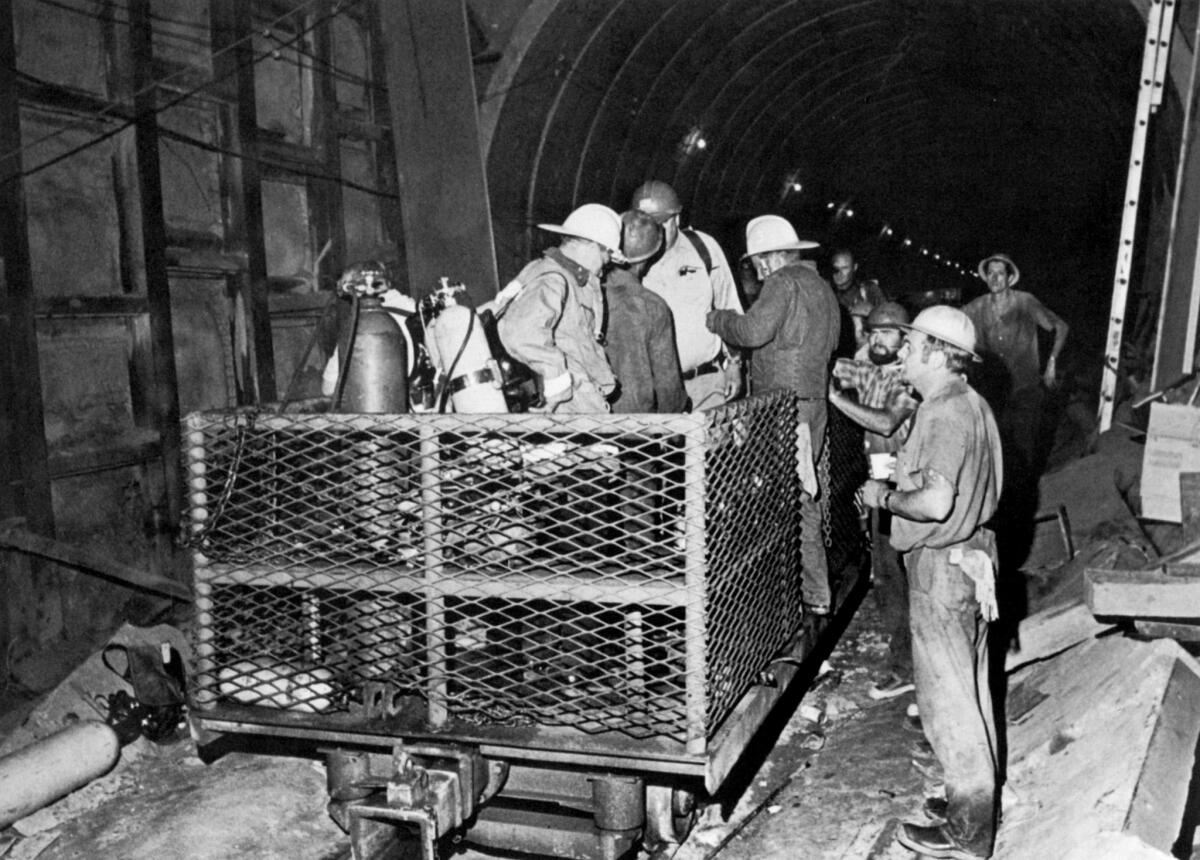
[336,295,409,413]
[426,303,508,413]
[0,721,121,828]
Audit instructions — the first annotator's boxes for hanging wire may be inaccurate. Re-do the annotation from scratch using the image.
[4,0,366,188]
[2,0,340,172]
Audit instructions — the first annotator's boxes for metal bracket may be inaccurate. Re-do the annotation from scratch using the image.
[344,742,486,860]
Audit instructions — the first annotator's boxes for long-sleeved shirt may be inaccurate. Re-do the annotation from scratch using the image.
[708,261,839,398]
[603,268,687,413]
[497,248,616,398]
[642,229,743,373]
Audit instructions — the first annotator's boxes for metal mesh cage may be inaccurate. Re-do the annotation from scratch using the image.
[186,391,806,746]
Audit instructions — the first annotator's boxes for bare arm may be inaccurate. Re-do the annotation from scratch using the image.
[829,384,915,437]
[1027,293,1069,385]
[861,470,955,522]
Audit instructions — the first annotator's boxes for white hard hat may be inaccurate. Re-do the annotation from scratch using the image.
[902,305,979,360]
[977,252,1020,285]
[743,215,820,258]
[539,204,622,254]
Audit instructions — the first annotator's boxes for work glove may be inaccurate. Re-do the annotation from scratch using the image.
[950,547,999,622]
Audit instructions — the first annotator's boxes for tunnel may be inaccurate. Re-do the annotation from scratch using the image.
[5,1,1200,856]
[475,0,1147,344]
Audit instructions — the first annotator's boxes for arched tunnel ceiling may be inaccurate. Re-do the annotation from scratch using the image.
[478,0,1146,295]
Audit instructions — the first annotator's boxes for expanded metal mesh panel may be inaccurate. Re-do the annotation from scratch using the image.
[186,392,803,745]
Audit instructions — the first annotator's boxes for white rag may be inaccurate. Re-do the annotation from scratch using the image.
[949,547,998,621]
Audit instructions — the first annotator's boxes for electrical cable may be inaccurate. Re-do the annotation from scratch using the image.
[4,0,364,187]
[30,0,214,48]
[3,0,337,172]
[156,124,399,201]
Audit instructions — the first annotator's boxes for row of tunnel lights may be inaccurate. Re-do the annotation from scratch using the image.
[681,128,980,278]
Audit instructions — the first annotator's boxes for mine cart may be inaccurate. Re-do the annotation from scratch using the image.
[184,391,860,859]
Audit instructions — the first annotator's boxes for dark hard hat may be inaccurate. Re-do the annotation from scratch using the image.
[630,180,682,224]
[620,210,664,264]
[337,260,392,297]
[866,301,910,330]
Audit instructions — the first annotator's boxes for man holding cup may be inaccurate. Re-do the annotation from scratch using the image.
[829,301,919,698]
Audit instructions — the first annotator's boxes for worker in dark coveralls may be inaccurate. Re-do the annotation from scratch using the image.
[860,305,1004,860]
[492,203,620,413]
[603,210,687,413]
[706,214,840,614]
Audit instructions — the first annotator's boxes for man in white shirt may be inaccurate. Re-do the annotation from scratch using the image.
[630,180,744,410]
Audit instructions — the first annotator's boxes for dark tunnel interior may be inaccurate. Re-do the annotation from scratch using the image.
[480,0,1147,367]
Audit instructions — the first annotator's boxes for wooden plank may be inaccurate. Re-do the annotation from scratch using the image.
[131,0,184,528]
[1006,601,1115,672]
[378,0,499,304]
[35,295,149,318]
[1086,566,1200,618]
[1125,657,1200,847]
[1134,619,1200,641]
[211,0,276,403]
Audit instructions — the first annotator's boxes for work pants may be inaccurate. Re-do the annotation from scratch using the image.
[872,510,911,677]
[905,532,999,856]
[799,400,830,608]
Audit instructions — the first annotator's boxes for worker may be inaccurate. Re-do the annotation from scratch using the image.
[706,214,840,615]
[603,210,687,413]
[962,252,1068,477]
[831,248,886,314]
[859,305,1004,860]
[829,301,919,699]
[490,203,620,413]
[631,180,744,410]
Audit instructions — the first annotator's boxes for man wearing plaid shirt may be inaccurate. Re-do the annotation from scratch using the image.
[829,301,919,698]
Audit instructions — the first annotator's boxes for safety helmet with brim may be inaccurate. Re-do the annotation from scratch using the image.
[900,305,980,361]
[977,253,1019,285]
[539,204,625,260]
[630,180,682,224]
[866,301,910,330]
[742,214,820,259]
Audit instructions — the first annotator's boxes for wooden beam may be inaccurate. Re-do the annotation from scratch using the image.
[0,0,55,671]
[130,0,183,530]
[212,0,277,403]
[1086,564,1200,618]
[377,0,499,305]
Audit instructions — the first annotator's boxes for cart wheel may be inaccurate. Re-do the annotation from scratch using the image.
[644,785,697,848]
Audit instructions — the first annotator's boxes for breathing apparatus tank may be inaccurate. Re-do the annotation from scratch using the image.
[332,262,408,413]
[421,278,507,413]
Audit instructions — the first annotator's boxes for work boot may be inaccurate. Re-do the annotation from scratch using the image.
[923,796,948,821]
[896,822,989,860]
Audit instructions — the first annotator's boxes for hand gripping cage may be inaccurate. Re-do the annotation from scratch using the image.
[185,391,814,780]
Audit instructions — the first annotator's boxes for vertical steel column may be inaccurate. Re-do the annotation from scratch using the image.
[420,424,448,726]
[683,420,708,755]
[212,0,277,403]
[130,0,183,526]
[1100,0,1174,430]
[376,0,500,306]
